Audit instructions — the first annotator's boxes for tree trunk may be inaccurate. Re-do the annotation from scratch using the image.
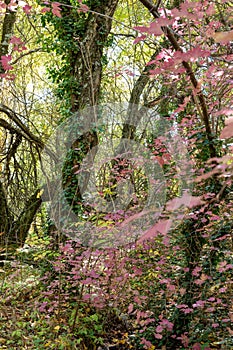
[0,0,17,72]
[9,189,42,247]
[0,180,10,241]
[56,0,119,211]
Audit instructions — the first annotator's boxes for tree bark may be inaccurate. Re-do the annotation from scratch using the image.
[0,179,10,241]
[58,0,119,209]
[9,189,42,247]
[0,0,17,73]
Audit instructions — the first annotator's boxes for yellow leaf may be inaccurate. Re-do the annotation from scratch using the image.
[37,189,44,198]
[45,341,52,347]
[54,325,60,332]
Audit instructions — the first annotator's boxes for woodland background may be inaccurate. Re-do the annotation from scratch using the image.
[0,0,232,349]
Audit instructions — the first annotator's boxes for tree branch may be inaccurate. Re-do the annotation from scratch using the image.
[139,0,217,158]
[11,48,43,66]
[0,104,44,149]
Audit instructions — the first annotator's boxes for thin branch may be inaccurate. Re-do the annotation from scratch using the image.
[11,48,42,66]
[110,32,136,38]
[0,104,44,148]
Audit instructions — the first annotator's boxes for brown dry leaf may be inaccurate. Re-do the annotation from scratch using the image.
[212,30,233,43]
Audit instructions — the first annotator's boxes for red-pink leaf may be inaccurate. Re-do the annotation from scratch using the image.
[220,117,233,139]
[78,3,89,13]
[212,30,233,44]
[7,0,17,11]
[10,36,22,45]
[10,36,27,52]
[135,21,163,36]
[0,73,16,80]
[23,4,31,14]
[133,35,146,44]
[134,25,149,33]
[0,1,6,9]
[1,55,13,71]
[156,17,174,27]
[156,325,163,333]
[155,333,163,339]
[41,6,51,13]
[166,192,204,211]
[52,2,62,17]
[138,219,172,243]
[183,46,210,62]
[128,303,134,314]
[195,167,220,182]
[148,21,163,35]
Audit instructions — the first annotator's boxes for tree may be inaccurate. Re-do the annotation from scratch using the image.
[0,0,57,250]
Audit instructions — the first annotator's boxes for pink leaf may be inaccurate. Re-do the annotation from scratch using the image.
[0,2,6,9]
[82,293,91,301]
[156,325,163,333]
[7,0,18,11]
[141,338,153,348]
[155,333,163,339]
[23,4,31,14]
[0,73,16,80]
[78,3,89,13]
[183,46,210,62]
[52,2,62,17]
[195,168,220,182]
[220,117,233,139]
[148,21,163,35]
[135,21,163,36]
[156,17,174,27]
[41,6,51,13]
[1,55,13,71]
[10,36,23,45]
[133,35,146,44]
[128,303,134,314]
[134,25,150,33]
[10,36,27,52]
[138,219,172,243]
[212,30,233,44]
[166,192,203,211]
[212,323,219,328]
[160,319,173,331]
[192,266,202,276]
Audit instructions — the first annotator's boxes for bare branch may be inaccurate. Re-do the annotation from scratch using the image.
[0,104,44,148]
[11,48,43,66]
